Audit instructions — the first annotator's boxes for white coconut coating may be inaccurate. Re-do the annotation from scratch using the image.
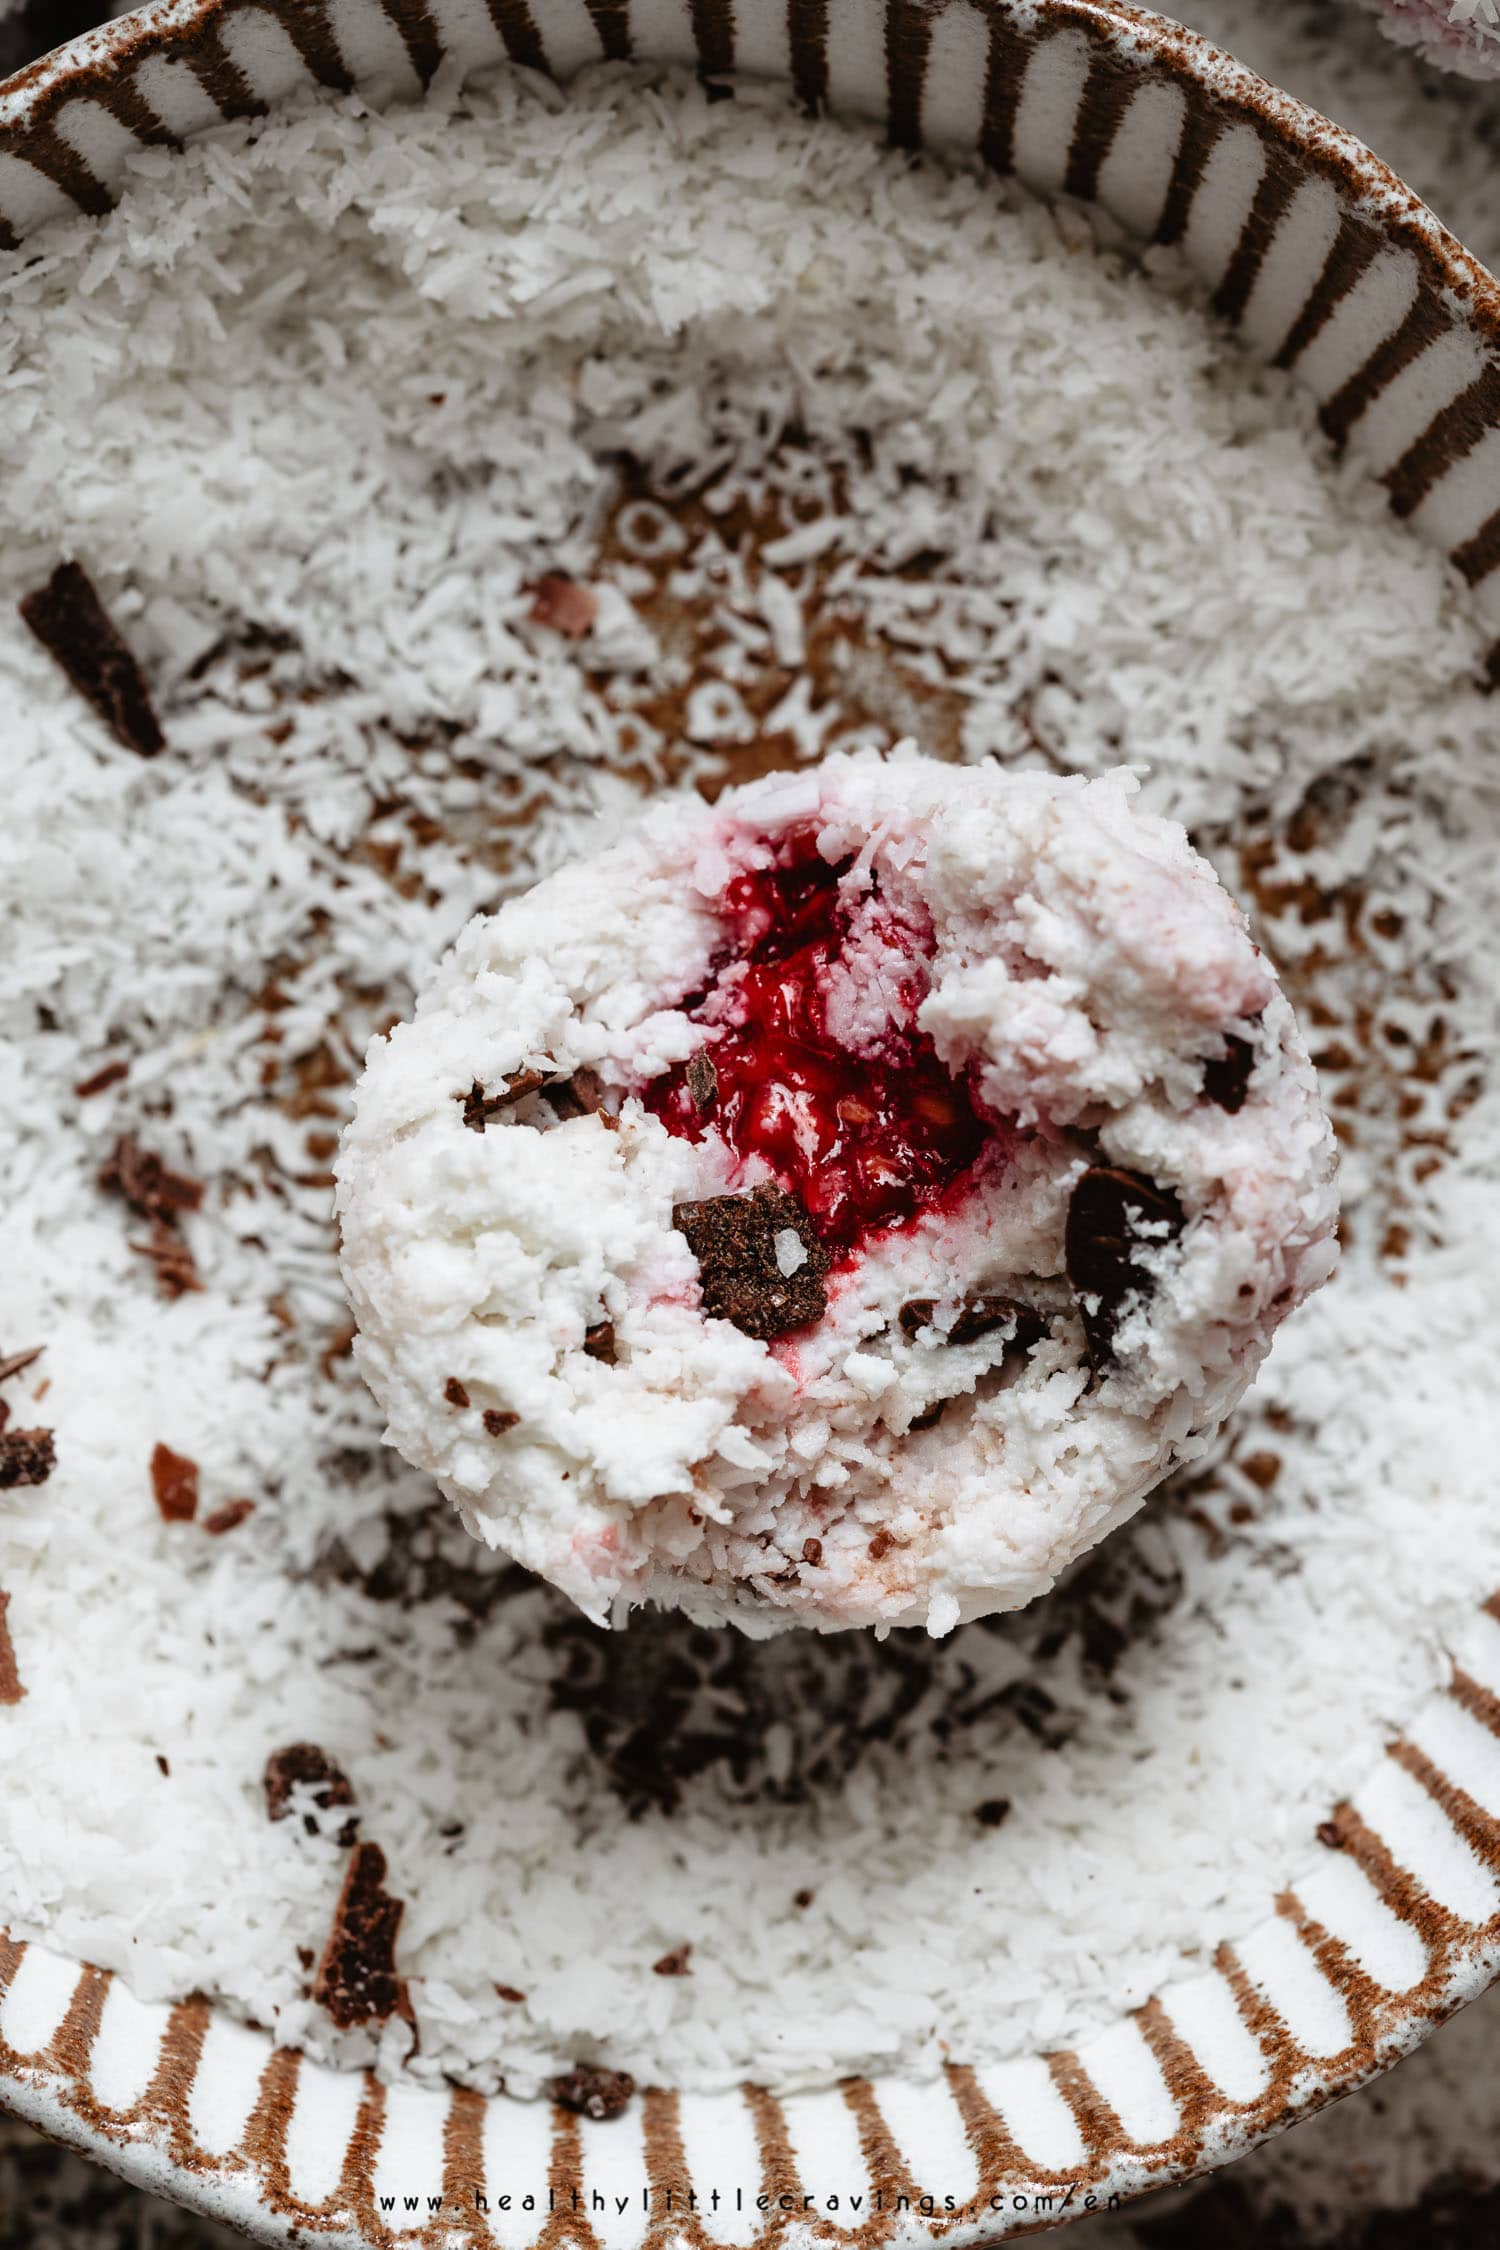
[336,750,1338,1636]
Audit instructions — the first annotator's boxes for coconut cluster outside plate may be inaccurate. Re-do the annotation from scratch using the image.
[337,750,1338,1635]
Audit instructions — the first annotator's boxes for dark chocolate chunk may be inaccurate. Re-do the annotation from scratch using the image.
[1203,1031,1256,1114]
[974,1798,1011,1829]
[202,1497,255,1536]
[672,1184,829,1341]
[583,1321,616,1365]
[444,1376,471,1409]
[20,561,164,758]
[1065,1167,1184,1366]
[149,1442,198,1523]
[898,1295,1045,1349]
[545,1067,616,1124]
[548,2064,635,2120]
[0,1590,22,1706]
[651,1944,693,1977]
[483,1408,520,1437]
[156,1754,170,1778]
[685,1050,718,1115]
[312,1840,406,2028]
[264,1744,359,1847]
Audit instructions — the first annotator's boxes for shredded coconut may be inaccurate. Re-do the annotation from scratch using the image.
[0,62,1497,2100]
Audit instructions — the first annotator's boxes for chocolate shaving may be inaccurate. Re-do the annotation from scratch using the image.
[264,1743,359,1847]
[100,1134,204,1222]
[130,1217,202,1299]
[203,1497,255,1536]
[483,1408,520,1437]
[0,1346,44,1386]
[548,2064,635,2120]
[73,1058,130,1099]
[312,1839,406,2028]
[150,1442,199,1524]
[672,1184,830,1341]
[583,1321,616,1365]
[0,1590,23,1706]
[898,1295,1045,1349]
[527,575,599,639]
[1203,1031,1256,1114]
[19,561,165,758]
[652,1944,693,1977]
[685,1050,718,1115]
[1065,1167,1185,1366]
[459,1072,547,1131]
[444,1377,471,1409]
[0,1429,56,1490]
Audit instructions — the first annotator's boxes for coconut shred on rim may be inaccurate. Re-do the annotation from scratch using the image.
[337,752,1337,1636]
[0,64,1498,2101]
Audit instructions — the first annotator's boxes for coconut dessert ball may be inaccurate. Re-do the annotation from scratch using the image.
[336,750,1338,1637]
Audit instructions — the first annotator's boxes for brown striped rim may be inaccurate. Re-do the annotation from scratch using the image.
[5,0,1500,2238]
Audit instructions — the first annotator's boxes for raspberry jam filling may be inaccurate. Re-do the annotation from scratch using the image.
[645,831,990,1258]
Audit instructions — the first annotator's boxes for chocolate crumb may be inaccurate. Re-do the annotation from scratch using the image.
[548,2064,635,2120]
[652,1944,693,1977]
[801,1537,823,1567]
[868,1528,905,1562]
[296,1945,315,1972]
[150,1443,199,1524]
[1316,1819,1344,1851]
[264,1744,359,1847]
[673,1183,830,1340]
[527,575,599,639]
[483,1408,520,1437]
[203,1498,255,1536]
[0,1428,54,1491]
[1203,1031,1256,1114]
[130,1217,202,1299]
[312,1839,406,2029]
[1065,1166,1185,1366]
[583,1321,616,1365]
[974,1798,1012,1829]
[20,561,165,758]
[494,1983,526,2004]
[100,1133,204,1223]
[899,1295,1044,1349]
[685,1050,718,1115]
[444,1376,471,1409]
[73,1058,130,1100]
[155,1754,170,1777]
[459,1072,548,1131]
[1240,1450,1282,1491]
[793,1889,815,1909]
[0,1346,44,1387]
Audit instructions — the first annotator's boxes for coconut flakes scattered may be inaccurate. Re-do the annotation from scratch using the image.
[0,62,1498,2101]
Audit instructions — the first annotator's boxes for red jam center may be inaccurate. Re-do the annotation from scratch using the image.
[645,832,990,1258]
